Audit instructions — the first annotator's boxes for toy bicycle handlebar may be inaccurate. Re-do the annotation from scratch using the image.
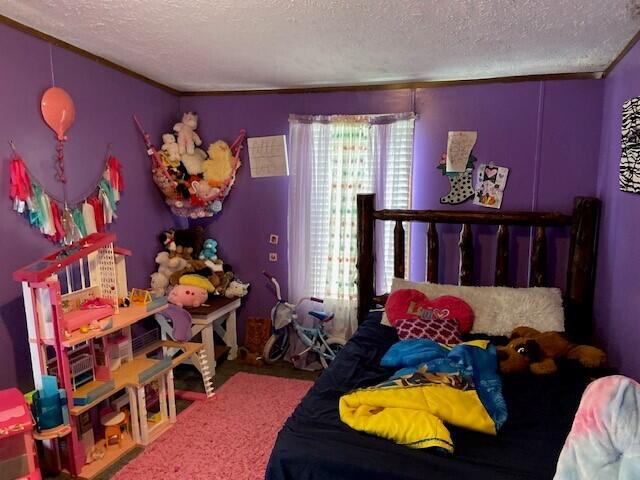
[262,271,324,304]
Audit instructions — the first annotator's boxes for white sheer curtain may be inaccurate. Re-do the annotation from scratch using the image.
[288,113,414,340]
[371,118,414,293]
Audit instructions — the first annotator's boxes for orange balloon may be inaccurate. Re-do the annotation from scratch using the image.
[41,87,76,141]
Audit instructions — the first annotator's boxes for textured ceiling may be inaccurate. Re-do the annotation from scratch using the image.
[1,0,639,92]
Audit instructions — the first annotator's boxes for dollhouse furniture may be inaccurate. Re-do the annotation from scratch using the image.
[13,233,207,478]
[0,388,41,480]
[101,411,124,448]
[156,296,240,379]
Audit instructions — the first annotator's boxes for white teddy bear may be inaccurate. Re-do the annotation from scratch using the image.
[180,148,207,176]
[161,134,181,167]
[173,112,202,155]
[151,251,188,296]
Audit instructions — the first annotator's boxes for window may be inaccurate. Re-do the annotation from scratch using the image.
[288,114,414,335]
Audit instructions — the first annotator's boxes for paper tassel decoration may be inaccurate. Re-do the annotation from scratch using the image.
[9,153,125,244]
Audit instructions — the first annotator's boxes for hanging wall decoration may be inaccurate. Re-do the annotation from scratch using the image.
[620,96,640,194]
[9,144,124,244]
[438,152,476,204]
[134,113,246,218]
[473,163,509,209]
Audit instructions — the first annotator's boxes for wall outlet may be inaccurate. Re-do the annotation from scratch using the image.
[269,234,279,245]
[269,252,278,262]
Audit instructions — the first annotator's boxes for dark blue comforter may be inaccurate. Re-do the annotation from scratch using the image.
[266,315,591,480]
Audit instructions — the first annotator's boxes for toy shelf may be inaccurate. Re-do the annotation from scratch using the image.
[63,304,168,348]
[32,424,72,441]
[70,340,201,416]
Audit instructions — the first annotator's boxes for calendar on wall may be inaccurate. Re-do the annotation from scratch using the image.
[248,135,289,178]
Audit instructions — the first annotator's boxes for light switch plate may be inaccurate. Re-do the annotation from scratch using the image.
[269,252,278,262]
[269,234,279,245]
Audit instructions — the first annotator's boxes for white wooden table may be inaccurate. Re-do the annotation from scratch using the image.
[156,297,241,376]
[189,297,241,373]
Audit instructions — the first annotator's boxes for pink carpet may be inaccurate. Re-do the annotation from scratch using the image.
[113,373,313,480]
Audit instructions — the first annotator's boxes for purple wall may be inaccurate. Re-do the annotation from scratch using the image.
[594,40,640,381]
[410,81,604,287]
[181,80,604,340]
[0,24,179,390]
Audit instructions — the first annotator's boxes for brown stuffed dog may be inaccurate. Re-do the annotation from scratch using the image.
[497,326,607,375]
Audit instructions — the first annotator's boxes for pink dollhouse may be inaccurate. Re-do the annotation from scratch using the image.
[14,233,212,478]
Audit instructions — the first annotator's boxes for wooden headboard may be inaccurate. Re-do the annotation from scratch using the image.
[356,194,601,343]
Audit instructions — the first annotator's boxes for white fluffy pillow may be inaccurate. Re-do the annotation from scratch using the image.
[381,278,565,336]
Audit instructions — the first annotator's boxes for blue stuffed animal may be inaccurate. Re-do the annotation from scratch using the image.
[199,238,218,260]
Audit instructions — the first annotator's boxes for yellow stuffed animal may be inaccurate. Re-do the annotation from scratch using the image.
[203,141,233,187]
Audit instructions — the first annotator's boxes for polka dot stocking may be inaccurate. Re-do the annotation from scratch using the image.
[440,171,474,204]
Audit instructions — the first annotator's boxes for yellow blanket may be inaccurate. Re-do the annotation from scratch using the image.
[339,339,506,452]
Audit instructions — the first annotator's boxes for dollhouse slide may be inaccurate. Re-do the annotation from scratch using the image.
[13,233,210,479]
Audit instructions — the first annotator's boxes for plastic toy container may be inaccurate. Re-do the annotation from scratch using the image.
[31,390,63,431]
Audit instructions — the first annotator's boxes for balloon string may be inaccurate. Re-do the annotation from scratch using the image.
[55,140,67,183]
[54,140,68,204]
[49,44,56,87]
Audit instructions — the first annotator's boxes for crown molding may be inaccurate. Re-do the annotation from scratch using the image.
[603,27,640,77]
[0,14,181,95]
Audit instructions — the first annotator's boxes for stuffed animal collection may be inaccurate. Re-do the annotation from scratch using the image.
[150,228,249,303]
[497,326,607,375]
[142,112,245,219]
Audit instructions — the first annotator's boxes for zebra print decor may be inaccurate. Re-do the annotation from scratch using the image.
[620,96,640,194]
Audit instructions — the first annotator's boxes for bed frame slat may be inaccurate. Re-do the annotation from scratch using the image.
[458,224,474,286]
[495,224,509,286]
[357,194,375,322]
[426,222,439,283]
[529,226,547,287]
[394,221,405,279]
[565,197,601,343]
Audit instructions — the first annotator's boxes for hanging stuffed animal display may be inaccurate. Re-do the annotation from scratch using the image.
[134,113,246,218]
[438,152,476,205]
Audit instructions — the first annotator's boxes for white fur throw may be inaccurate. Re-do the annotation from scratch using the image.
[381,278,565,336]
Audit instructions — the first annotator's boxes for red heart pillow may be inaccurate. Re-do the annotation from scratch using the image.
[385,289,474,334]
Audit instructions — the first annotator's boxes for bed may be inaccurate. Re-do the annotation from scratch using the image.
[267,194,602,480]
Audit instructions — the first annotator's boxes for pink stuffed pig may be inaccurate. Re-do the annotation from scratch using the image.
[168,285,208,308]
